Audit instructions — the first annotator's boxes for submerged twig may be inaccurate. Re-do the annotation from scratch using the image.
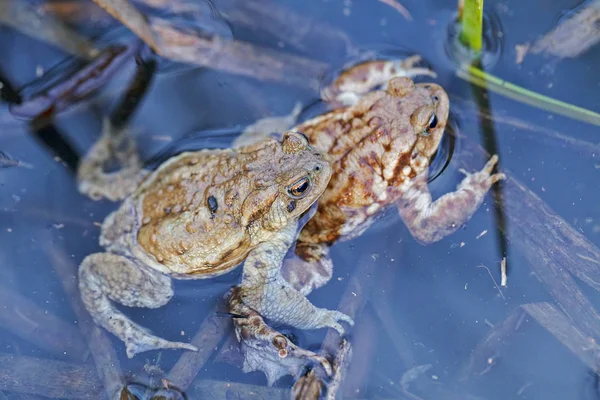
[0,353,101,399]
[11,45,138,119]
[456,138,600,338]
[0,283,87,361]
[339,311,378,397]
[215,0,356,55]
[189,378,289,399]
[460,302,599,380]
[166,306,232,390]
[43,236,124,399]
[89,0,328,90]
[527,0,600,59]
[291,254,381,399]
[0,0,98,59]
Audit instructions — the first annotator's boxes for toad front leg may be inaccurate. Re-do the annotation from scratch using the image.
[78,253,198,357]
[238,223,353,334]
[396,155,506,244]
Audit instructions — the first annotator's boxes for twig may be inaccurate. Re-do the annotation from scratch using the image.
[0,283,88,361]
[456,138,600,337]
[459,302,599,381]
[89,0,328,90]
[528,0,600,59]
[0,353,102,399]
[0,0,98,59]
[43,235,124,399]
[340,311,378,397]
[214,0,356,55]
[11,45,138,119]
[93,0,160,52]
[476,264,505,300]
[188,378,289,399]
[291,254,381,399]
[500,257,507,287]
[165,306,232,390]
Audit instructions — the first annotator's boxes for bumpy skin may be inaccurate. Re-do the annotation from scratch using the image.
[231,57,505,383]
[76,127,353,358]
[237,58,505,296]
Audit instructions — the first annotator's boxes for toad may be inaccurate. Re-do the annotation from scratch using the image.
[236,56,505,296]
[229,57,505,382]
[76,124,353,358]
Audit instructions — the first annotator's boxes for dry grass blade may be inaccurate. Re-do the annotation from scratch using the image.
[90,0,328,89]
[91,0,159,52]
[0,0,98,59]
[456,65,600,126]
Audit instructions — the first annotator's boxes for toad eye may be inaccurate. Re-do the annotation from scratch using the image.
[287,176,311,199]
[422,113,438,136]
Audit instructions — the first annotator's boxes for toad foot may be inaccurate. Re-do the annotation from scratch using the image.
[229,287,334,385]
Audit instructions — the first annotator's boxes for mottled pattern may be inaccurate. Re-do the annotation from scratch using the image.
[230,57,505,382]
[77,128,353,358]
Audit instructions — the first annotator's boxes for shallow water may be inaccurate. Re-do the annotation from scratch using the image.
[1,0,599,399]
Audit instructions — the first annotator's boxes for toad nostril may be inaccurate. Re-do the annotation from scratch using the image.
[432,95,439,102]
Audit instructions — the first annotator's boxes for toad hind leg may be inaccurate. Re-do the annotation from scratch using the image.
[283,242,334,296]
[238,223,353,334]
[397,155,506,244]
[78,253,198,358]
[77,119,146,202]
[321,56,437,106]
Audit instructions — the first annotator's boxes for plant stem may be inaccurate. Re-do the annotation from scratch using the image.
[459,0,484,54]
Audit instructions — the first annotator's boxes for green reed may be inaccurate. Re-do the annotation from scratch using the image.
[458,0,484,54]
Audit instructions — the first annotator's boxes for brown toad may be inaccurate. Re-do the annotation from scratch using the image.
[228,57,504,382]
[76,124,352,358]
[236,57,505,296]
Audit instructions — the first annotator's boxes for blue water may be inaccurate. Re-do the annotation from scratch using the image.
[1,0,599,399]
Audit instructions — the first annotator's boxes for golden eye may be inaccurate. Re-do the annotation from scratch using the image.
[287,176,311,199]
